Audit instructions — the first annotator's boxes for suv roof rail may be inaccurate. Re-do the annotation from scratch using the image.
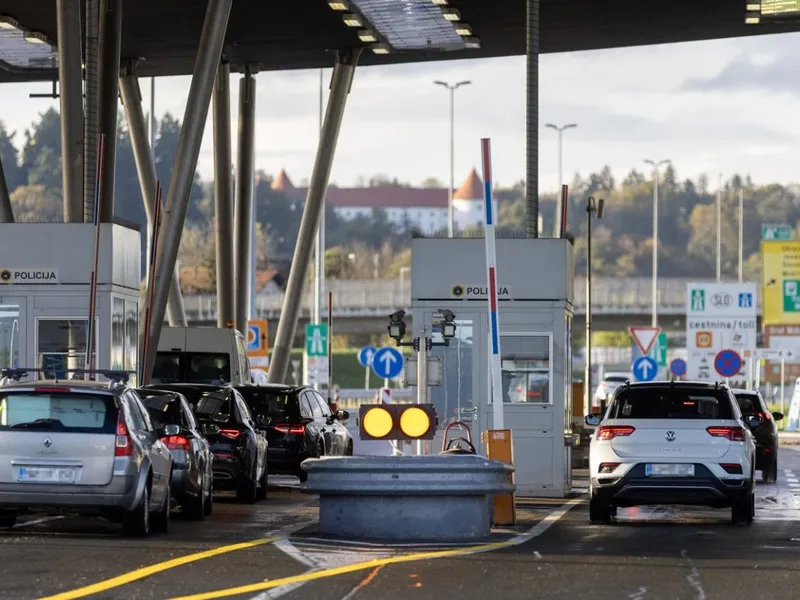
[0,368,133,384]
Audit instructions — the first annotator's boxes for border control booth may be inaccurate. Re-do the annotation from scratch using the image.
[0,224,141,380]
[411,237,575,497]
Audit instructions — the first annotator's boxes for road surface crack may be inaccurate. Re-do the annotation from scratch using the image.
[681,549,706,600]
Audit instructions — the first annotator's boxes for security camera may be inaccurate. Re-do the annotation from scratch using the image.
[440,309,456,322]
[389,309,406,323]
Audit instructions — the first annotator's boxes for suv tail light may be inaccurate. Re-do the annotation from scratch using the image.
[162,435,191,451]
[596,425,635,440]
[115,413,133,457]
[706,426,746,441]
[274,423,306,435]
[219,429,241,440]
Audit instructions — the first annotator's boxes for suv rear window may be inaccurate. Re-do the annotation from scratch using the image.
[733,393,763,416]
[608,388,735,420]
[235,388,299,424]
[0,392,117,433]
[153,351,231,384]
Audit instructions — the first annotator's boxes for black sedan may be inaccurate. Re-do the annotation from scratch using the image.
[138,388,214,518]
[234,384,352,483]
[733,388,783,483]
[147,384,269,503]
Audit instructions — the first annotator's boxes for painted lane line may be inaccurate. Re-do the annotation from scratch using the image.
[38,537,278,600]
[681,549,706,600]
[12,516,65,529]
[172,497,584,600]
[629,587,648,600]
[338,565,386,600]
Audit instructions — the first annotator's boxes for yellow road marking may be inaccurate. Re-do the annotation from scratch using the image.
[39,537,278,600]
[169,540,514,600]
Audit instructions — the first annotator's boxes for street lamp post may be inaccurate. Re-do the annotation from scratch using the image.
[585,195,605,416]
[644,159,670,328]
[546,123,577,237]
[434,80,471,238]
[717,173,723,282]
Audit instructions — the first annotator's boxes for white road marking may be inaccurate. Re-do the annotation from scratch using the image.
[681,549,706,600]
[11,516,65,528]
[629,587,648,600]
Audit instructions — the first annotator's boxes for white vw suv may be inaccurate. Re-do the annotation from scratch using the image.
[586,381,758,525]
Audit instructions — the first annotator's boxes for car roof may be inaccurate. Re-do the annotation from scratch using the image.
[619,381,729,390]
[604,372,631,378]
[0,379,122,394]
[233,383,301,393]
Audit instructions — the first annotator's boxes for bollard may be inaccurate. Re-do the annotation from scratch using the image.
[302,455,515,542]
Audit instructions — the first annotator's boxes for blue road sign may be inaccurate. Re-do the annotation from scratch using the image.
[246,324,261,353]
[633,356,658,382]
[371,347,404,380]
[670,358,687,377]
[358,345,377,368]
[738,293,753,308]
[714,349,742,377]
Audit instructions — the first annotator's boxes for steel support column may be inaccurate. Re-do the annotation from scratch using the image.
[0,154,13,222]
[525,0,539,238]
[144,0,233,382]
[119,72,187,328]
[213,62,235,328]
[267,49,360,384]
[97,0,123,222]
[57,0,84,222]
[83,0,100,222]
[234,68,256,335]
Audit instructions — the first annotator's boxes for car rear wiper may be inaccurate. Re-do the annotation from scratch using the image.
[10,418,64,430]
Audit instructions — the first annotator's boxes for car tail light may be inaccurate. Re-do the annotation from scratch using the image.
[706,426,745,441]
[765,447,772,455]
[599,462,620,473]
[115,413,133,457]
[720,463,743,474]
[274,423,306,435]
[219,429,241,440]
[162,435,191,451]
[596,425,635,440]
[35,387,70,393]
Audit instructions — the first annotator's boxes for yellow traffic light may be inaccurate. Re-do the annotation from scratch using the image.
[359,404,438,441]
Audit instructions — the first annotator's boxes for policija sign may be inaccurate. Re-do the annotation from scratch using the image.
[0,269,59,284]
[452,284,511,299]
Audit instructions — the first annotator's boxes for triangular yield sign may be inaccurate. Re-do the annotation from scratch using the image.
[629,326,662,356]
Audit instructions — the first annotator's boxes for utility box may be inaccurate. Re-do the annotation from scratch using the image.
[411,237,575,497]
[0,223,141,380]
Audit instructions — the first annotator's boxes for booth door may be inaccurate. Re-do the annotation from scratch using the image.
[421,309,483,447]
[34,318,96,378]
[0,298,25,370]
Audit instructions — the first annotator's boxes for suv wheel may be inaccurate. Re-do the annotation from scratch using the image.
[762,458,778,483]
[589,493,613,525]
[152,483,171,533]
[123,483,150,537]
[236,467,258,504]
[255,462,268,501]
[204,476,214,516]
[185,484,206,521]
[731,491,754,525]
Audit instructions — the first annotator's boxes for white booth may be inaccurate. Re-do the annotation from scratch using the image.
[411,237,575,497]
[0,223,141,380]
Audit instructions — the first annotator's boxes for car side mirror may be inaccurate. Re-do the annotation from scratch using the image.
[201,422,220,436]
[336,409,350,421]
[585,414,602,427]
[163,424,181,437]
[772,412,784,421]
[745,415,762,429]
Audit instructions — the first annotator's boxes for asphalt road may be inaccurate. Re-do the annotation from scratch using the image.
[2,452,800,600]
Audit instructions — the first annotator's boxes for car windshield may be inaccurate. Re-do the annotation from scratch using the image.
[608,388,735,420]
[0,391,117,433]
[152,351,231,384]
[235,387,299,424]
[734,393,762,416]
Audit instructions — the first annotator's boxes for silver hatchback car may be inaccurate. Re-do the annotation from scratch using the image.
[0,369,173,536]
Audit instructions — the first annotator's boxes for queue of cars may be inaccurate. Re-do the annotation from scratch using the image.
[0,368,353,537]
[586,379,784,526]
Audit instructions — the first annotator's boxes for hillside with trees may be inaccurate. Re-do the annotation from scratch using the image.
[3,108,797,290]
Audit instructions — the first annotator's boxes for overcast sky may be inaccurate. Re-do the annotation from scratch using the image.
[1,31,799,192]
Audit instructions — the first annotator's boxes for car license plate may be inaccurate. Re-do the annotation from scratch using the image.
[16,467,76,484]
[645,463,695,477]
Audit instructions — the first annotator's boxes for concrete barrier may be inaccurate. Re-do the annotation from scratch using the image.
[301,455,515,542]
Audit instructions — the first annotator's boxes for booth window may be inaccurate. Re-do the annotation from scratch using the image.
[124,300,138,379]
[497,334,551,404]
[565,315,573,429]
[36,319,95,378]
[0,304,20,369]
[111,298,125,371]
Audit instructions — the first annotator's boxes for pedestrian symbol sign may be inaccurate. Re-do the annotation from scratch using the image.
[305,324,328,357]
[691,289,705,311]
[783,280,800,312]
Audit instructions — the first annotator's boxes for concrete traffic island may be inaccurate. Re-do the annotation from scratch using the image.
[301,455,515,542]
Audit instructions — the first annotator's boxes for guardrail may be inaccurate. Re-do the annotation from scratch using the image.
[182,277,760,320]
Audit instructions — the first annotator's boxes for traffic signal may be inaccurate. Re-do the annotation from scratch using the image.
[358,404,438,441]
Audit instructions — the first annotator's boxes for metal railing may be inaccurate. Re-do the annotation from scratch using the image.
[181,277,759,320]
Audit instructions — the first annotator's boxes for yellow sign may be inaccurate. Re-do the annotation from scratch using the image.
[246,319,269,358]
[762,240,800,324]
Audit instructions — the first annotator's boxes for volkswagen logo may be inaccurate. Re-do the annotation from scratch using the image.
[665,431,676,442]
[42,437,52,448]
[711,293,732,308]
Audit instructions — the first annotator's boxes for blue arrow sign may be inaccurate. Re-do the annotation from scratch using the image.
[357,345,377,368]
[670,358,687,377]
[371,347,404,380]
[633,356,658,382]
[714,349,742,378]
